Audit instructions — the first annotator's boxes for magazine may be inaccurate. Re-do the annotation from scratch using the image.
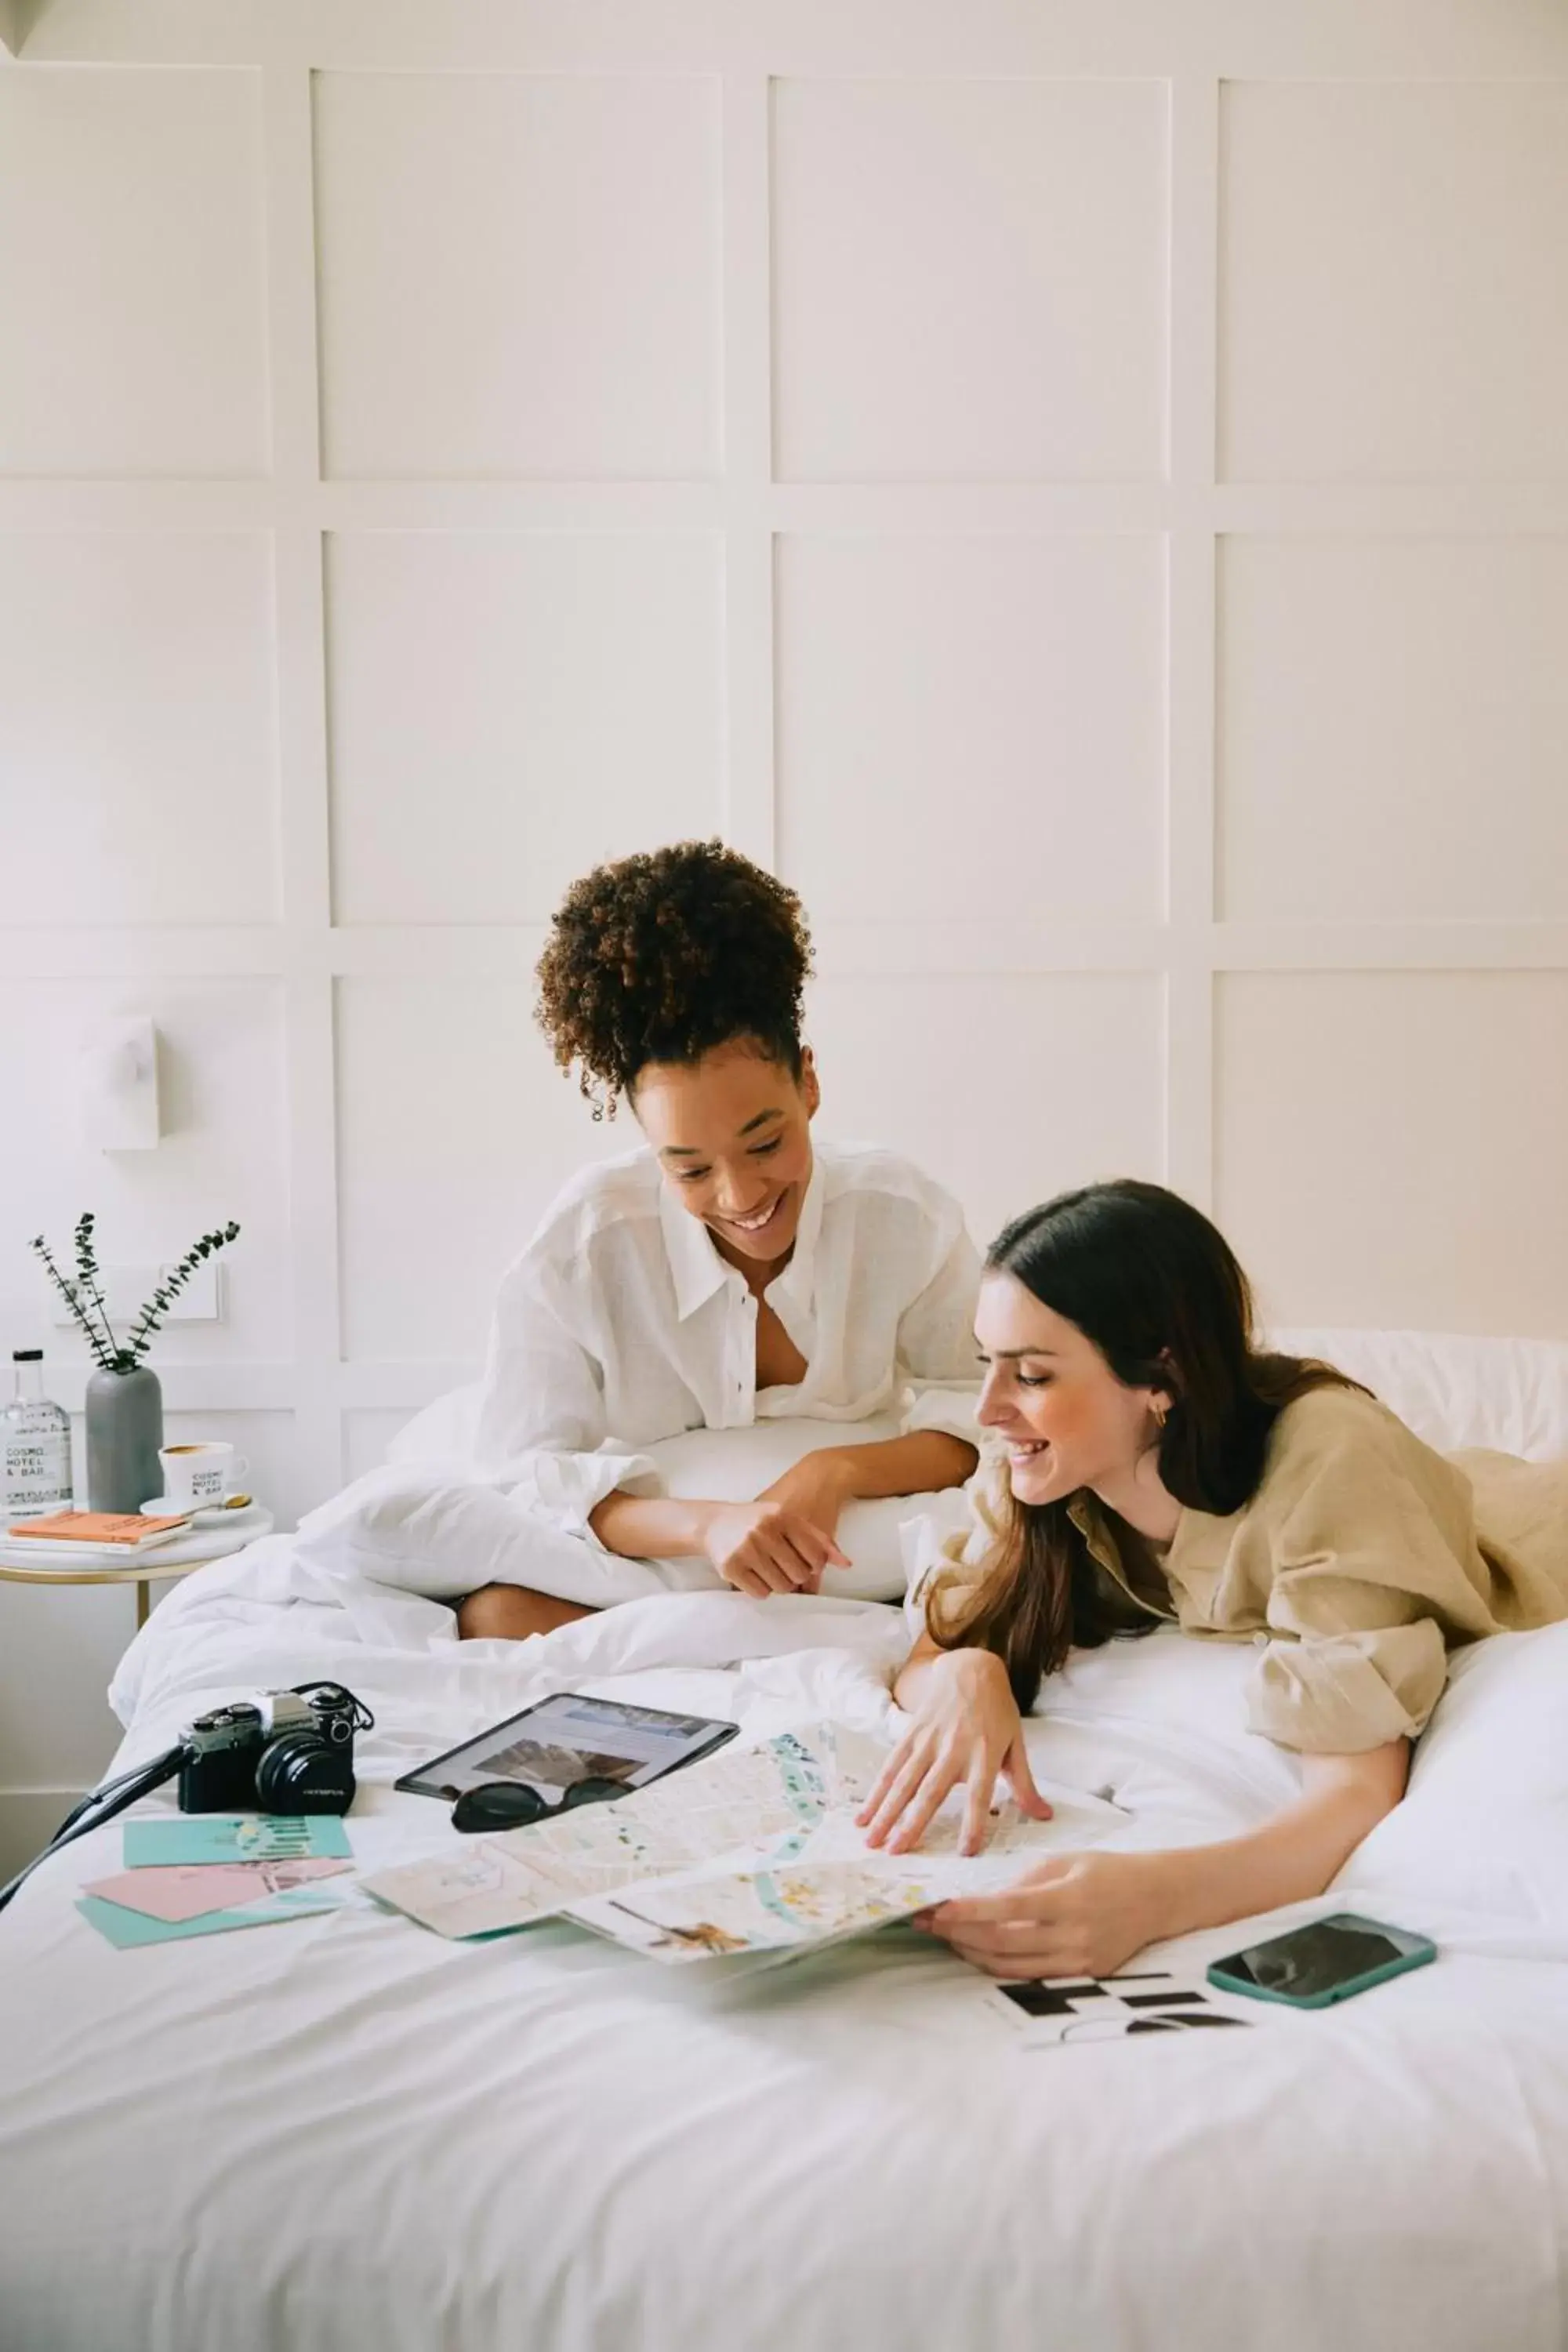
[364,1720,1125,1961]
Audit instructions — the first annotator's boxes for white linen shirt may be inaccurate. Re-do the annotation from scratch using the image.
[474,1140,982,1545]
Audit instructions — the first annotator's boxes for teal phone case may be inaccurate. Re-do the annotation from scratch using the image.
[1206,1912,1437,2009]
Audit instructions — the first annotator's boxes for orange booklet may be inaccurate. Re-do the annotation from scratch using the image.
[5,1510,187,1549]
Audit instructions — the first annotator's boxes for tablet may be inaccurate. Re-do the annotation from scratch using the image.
[394,1690,739,1805]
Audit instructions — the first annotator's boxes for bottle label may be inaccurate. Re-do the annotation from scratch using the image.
[3,1436,74,1519]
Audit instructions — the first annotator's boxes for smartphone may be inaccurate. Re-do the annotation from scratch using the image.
[1206,1912,1437,2009]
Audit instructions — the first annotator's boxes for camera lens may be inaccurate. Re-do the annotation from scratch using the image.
[255,1732,355,1815]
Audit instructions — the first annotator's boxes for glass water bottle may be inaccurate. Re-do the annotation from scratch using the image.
[2,1348,74,1522]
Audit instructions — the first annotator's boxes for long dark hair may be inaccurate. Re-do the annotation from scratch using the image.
[927,1179,1359,1711]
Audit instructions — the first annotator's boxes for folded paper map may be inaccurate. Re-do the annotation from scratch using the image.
[566,1859,949,1963]
[364,1720,1123,1961]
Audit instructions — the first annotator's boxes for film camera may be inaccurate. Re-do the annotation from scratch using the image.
[178,1683,372,1815]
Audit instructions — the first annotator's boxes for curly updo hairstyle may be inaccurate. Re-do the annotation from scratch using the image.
[535,840,815,1118]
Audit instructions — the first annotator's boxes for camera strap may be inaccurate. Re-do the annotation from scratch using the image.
[0,1742,186,1918]
[0,1682,373,1922]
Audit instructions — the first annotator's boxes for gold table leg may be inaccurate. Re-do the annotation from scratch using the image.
[136,1580,151,1632]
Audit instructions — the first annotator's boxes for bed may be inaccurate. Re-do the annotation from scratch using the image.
[1,1328,1565,2352]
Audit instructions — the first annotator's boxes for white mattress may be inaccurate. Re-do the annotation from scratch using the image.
[2,1520,1566,2352]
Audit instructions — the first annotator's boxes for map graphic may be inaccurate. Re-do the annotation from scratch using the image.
[364,1719,1119,1957]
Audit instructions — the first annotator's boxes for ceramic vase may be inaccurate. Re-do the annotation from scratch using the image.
[85,1366,164,1514]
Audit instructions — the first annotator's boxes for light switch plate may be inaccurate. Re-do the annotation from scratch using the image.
[47,1260,223,1329]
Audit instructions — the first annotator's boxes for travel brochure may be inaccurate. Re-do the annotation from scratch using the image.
[74,1815,359,1949]
[122,1814,353,1867]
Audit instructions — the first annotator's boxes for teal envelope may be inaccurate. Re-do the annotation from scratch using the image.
[78,1885,346,1948]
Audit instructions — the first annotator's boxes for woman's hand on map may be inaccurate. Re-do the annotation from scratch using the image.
[699,1499,849,1598]
[856,1648,1052,1858]
[917,1852,1167,1981]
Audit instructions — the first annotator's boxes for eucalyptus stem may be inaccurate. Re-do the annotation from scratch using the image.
[28,1234,116,1370]
[29,1216,241,1373]
[71,1212,123,1369]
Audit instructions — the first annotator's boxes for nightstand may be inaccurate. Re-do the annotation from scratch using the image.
[0,1507,274,1630]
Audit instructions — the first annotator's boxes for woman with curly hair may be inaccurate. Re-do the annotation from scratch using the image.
[457,840,982,1641]
[855,1178,1568,1979]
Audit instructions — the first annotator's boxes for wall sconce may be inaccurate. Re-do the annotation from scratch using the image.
[81,1016,161,1152]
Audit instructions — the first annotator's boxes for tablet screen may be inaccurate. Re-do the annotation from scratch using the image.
[396,1692,736,1803]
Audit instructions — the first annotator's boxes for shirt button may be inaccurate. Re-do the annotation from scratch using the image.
[1253,1634,1269,1648]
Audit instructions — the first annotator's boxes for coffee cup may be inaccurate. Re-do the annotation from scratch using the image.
[158,1441,249,1512]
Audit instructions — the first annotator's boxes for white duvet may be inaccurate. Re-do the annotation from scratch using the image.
[2,1501,1566,2352]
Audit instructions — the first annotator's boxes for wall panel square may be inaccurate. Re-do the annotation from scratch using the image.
[343,1409,420,1486]
[0,67,269,477]
[1219,536,1568,921]
[0,532,281,926]
[0,979,292,1363]
[314,73,720,479]
[326,532,724,924]
[776,534,1165,925]
[336,979,629,1359]
[1215,972,1568,1336]
[0,1584,127,1795]
[773,78,1167,481]
[808,973,1164,1253]
[1221,82,1568,481]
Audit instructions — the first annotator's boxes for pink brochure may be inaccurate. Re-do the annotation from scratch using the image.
[83,1857,352,1923]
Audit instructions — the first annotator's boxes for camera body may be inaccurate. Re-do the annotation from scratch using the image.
[178,1686,361,1815]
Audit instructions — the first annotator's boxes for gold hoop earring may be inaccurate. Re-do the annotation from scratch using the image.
[1151,1399,1169,1429]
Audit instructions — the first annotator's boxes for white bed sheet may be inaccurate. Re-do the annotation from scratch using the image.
[2,1535,1566,2352]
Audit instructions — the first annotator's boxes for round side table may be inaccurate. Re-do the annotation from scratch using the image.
[0,1507,275,1630]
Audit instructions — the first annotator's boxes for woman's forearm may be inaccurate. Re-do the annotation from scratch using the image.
[819,1431,978,1503]
[1141,1742,1410,1940]
[590,1432,978,1564]
[587,1491,718,1559]
[891,1632,950,1711]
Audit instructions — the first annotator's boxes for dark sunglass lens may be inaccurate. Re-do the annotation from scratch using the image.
[561,1777,626,1810]
[452,1780,549,1831]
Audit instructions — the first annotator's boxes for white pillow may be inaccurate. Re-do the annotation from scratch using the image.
[386,1382,485,1465]
[1334,1621,1568,1926]
[1271,1327,1568,1460]
[311,1409,970,1606]
[643,1414,975,1604]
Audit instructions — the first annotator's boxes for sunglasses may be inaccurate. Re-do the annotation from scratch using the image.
[450,1775,630,1835]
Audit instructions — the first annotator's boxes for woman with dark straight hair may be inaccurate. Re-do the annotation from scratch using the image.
[858,1178,1568,1980]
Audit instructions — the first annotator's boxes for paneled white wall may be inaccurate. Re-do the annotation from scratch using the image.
[3,0,1568,1856]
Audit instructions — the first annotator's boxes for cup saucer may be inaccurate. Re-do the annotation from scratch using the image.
[140,1495,252,1526]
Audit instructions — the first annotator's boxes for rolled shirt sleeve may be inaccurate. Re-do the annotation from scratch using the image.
[894,1207,983,1445]
[1248,1618,1450,1753]
[1241,1398,1501,1752]
[475,1248,662,1547]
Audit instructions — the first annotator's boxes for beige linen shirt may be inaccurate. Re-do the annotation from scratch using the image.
[928,1385,1568,1754]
